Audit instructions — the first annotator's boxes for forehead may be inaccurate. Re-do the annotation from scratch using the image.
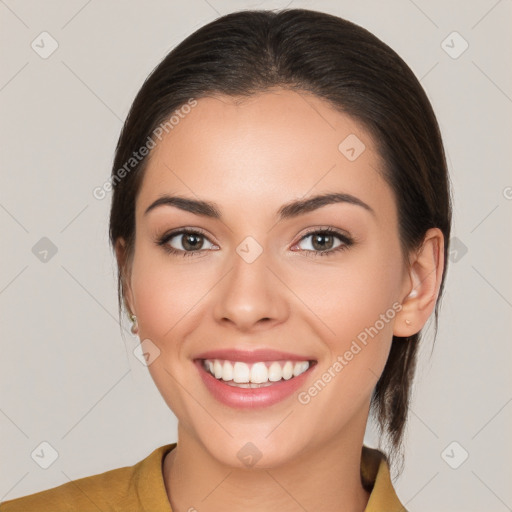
[136,89,395,223]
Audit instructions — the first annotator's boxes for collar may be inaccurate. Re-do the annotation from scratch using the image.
[360,445,407,511]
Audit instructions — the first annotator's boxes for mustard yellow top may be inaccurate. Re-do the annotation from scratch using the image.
[0,443,407,511]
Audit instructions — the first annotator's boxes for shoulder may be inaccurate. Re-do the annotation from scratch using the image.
[0,444,176,512]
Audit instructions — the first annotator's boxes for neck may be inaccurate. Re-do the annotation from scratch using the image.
[163,419,371,512]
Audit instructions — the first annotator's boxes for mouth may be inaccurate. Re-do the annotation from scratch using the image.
[193,353,318,408]
[199,358,316,387]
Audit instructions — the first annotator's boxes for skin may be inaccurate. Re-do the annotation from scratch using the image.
[116,88,444,512]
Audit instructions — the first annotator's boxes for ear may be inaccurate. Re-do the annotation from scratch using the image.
[394,228,445,337]
[115,238,136,316]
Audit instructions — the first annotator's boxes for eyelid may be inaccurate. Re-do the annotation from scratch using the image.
[158,226,218,245]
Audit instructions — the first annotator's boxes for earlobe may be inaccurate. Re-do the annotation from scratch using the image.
[393,228,445,337]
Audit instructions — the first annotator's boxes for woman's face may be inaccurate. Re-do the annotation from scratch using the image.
[122,89,413,467]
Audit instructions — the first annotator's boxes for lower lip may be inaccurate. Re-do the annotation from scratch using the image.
[194,359,316,409]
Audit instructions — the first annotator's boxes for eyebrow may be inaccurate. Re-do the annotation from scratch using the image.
[143,192,375,219]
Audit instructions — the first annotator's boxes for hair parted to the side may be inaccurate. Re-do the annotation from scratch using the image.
[108,8,452,477]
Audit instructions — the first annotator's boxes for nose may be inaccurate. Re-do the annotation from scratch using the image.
[212,245,289,332]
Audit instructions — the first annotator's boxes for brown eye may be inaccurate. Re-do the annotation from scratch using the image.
[158,229,217,256]
[180,233,205,251]
[295,229,353,256]
[311,233,336,251]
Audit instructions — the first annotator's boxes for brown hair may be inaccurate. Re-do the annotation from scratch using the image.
[109,8,452,475]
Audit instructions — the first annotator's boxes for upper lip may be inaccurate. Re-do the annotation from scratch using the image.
[194,348,317,364]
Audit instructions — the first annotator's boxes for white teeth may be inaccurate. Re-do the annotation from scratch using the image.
[221,361,233,381]
[213,360,223,379]
[233,362,250,383]
[202,358,311,384]
[282,361,293,380]
[250,362,268,383]
[268,361,282,382]
[225,381,274,388]
[293,361,309,377]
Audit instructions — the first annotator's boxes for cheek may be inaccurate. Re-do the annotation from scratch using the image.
[292,246,403,344]
[289,253,402,421]
[129,246,211,343]
[128,248,213,416]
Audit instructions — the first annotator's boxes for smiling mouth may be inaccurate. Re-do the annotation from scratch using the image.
[198,358,317,388]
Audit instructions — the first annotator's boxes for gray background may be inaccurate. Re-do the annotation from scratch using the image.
[1,1,511,510]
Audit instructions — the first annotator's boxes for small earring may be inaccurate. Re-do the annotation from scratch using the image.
[129,313,139,334]
[405,319,412,326]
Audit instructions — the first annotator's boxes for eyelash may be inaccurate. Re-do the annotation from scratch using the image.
[156,227,354,258]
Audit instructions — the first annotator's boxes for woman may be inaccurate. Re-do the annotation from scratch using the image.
[1,8,451,512]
